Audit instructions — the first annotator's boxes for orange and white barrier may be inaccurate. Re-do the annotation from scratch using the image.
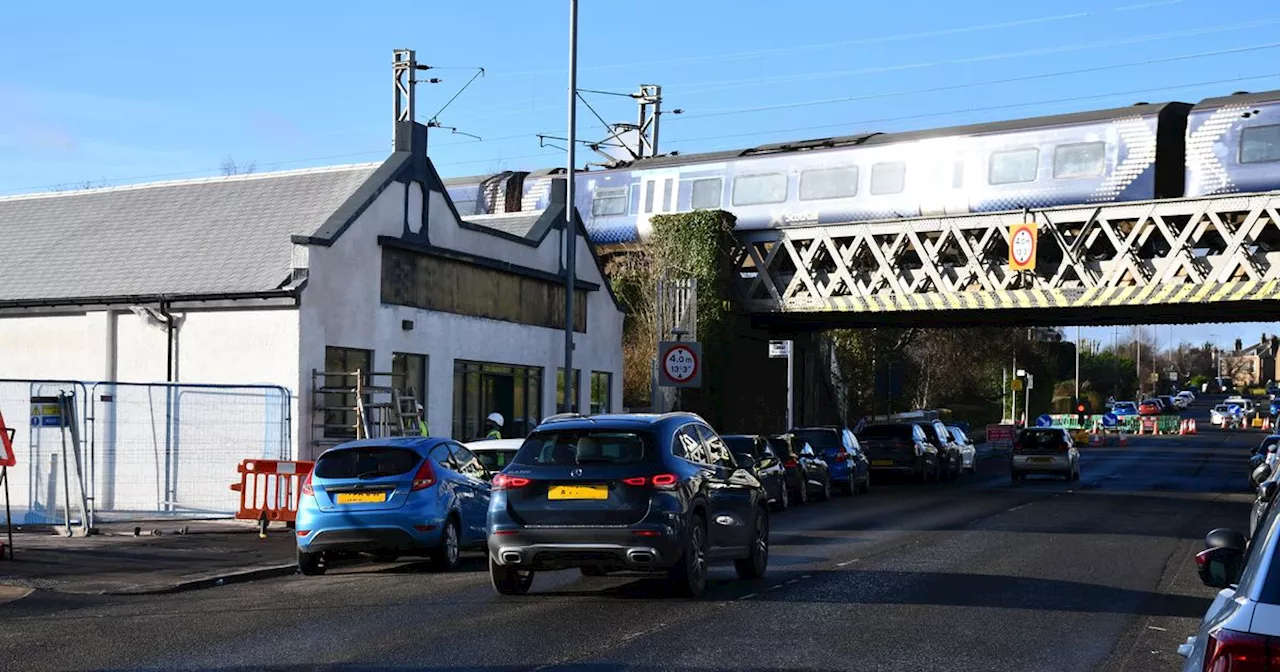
[230,459,315,536]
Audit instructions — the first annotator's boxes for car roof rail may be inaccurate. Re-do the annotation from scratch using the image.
[541,412,594,423]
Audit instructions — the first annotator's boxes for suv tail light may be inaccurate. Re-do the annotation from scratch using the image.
[411,460,437,491]
[783,458,798,468]
[492,473,531,490]
[622,473,679,489]
[300,471,314,497]
[1203,628,1280,670]
[832,451,848,462]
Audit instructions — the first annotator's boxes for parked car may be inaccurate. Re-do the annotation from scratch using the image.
[946,425,978,474]
[1225,396,1256,415]
[856,422,940,483]
[1010,427,1081,483]
[790,426,871,495]
[1269,397,1280,418]
[1250,435,1280,488]
[723,434,791,511]
[464,438,524,472]
[486,412,770,597]
[765,433,832,504]
[295,437,493,575]
[1139,399,1165,416]
[1172,393,1192,410]
[924,420,964,481]
[1111,401,1139,417]
[1211,403,1240,427]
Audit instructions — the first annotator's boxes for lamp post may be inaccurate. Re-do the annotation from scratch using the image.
[561,0,579,414]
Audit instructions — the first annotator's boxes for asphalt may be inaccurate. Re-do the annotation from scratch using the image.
[0,399,1257,672]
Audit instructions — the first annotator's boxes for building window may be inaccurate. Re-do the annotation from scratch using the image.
[1241,124,1280,164]
[799,166,858,201]
[557,367,581,413]
[988,148,1039,185]
[323,346,372,439]
[689,178,722,210]
[1053,142,1106,179]
[731,173,788,206]
[590,371,612,414]
[392,352,427,409]
[869,162,906,195]
[591,187,628,217]
[452,360,542,441]
[381,247,587,333]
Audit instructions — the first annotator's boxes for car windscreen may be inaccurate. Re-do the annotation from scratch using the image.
[857,424,913,440]
[792,429,841,450]
[314,447,422,479]
[1215,405,1231,412]
[512,429,658,466]
[474,449,517,471]
[765,436,794,458]
[721,436,757,458]
[1017,430,1064,448]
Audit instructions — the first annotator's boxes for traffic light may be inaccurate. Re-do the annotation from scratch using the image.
[1075,400,1088,426]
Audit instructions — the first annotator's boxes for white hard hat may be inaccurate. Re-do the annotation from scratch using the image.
[487,412,505,427]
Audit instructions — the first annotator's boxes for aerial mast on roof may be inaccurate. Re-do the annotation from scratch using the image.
[540,84,683,169]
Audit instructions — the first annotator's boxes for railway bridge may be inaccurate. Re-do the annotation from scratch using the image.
[733,192,1280,328]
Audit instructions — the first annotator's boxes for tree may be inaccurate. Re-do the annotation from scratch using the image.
[219,156,257,176]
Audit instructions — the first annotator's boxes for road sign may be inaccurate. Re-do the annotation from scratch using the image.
[1011,378,1024,392]
[768,340,791,358]
[1008,222,1038,271]
[0,411,13,467]
[658,340,702,388]
[1102,413,1119,428]
[29,396,63,428]
[1035,414,1053,428]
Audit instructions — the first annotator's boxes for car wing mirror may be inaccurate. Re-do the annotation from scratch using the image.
[1254,463,1273,487]
[1196,545,1246,589]
[1262,481,1279,504]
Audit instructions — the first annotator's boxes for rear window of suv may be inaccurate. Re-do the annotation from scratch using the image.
[513,429,658,466]
[1017,430,1065,448]
[858,424,913,440]
[314,447,422,479]
[791,429,841,450]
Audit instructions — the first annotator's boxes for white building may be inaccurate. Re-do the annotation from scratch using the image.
[0,121,624,471]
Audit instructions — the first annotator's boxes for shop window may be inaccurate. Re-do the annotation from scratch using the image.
[323,346,372,439]
[590,371,612,414]
[452,360,542,441]
[557,368,581,413]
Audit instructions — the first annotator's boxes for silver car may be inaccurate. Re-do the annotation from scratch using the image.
[1010,427,1080,482]
[947,425,978,474]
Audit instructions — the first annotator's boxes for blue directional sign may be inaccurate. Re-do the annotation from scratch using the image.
[1102,413,1118,428]
[1229,404,1242,415]
[1035,414,1053,428]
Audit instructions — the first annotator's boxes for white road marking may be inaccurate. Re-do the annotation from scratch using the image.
[1007,503,1031,513]
[837,559,859,567]
[739,593,758,601]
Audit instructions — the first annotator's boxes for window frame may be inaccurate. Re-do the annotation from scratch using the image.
[590,187,629,217]
[869,162,907,196]
[731,172,789,207]
[1240,124,1280,165]
[799,166,859,201]
[1052,141,1106,180]
[987,147,1040,185]
[688,177,723,210]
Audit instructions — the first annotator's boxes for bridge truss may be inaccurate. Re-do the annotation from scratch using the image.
[733,192,1280,325]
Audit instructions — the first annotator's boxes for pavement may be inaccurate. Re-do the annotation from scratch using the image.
[0,519,295,595]
[0,397,1259,671]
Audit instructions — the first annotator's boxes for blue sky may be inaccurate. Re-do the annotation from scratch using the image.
[2,0,1278,346]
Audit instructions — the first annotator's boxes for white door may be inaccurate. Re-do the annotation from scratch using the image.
[636,174,678,240]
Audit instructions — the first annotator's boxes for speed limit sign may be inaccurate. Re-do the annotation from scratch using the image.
[1009,222,1038,271]
[658,341,702,388]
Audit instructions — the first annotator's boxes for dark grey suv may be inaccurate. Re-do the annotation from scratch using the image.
[486,412,771,598]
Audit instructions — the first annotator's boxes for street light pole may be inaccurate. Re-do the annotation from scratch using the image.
[561,0,579,414]
[1075,325,1081,401]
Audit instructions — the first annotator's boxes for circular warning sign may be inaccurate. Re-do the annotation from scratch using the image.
[1009,222,1038,271]
[664,345,698,384]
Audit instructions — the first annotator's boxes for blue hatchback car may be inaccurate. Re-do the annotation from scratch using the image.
[295,437,492,575]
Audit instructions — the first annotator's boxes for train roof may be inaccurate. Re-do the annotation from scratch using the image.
[618,100,1189,170]
[1192,89,1280,110]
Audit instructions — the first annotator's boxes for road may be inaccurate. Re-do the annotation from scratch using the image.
[0,407,1255,672]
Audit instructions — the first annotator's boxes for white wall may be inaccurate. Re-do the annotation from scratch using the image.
[298,178,625,457]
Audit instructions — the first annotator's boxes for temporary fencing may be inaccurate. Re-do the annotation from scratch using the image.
[0,379,291,526]
[230,458,313,535]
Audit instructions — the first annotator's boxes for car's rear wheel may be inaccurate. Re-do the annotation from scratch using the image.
[429,517,461,572]
[795,473,810,505]
[818,475,832,501]
[298,547,325,576]
[490,555,534,595]
[857,472,871,494]
[772,481,789,512]
[580,566,608,577]
[668,513,708,598]
[734,509,769,580]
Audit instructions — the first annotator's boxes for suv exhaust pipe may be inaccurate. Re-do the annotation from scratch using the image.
[501,551,522,565]
[627,549,655,564]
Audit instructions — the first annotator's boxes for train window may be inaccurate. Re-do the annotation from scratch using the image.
[690,178,723,210]
[1241,125,1280,164]
[799,166,858,201]
[988,148,1039,185]
[629,183,640,215]
[732,173,788,206]
[591,187,628,217]
[870,162,906,195]
[1053,142,1105,179]
[644,181,656,214]
[662,178,674,212]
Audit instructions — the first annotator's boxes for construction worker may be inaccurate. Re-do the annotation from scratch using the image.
[484,412,504,440]
[415,402,429,436]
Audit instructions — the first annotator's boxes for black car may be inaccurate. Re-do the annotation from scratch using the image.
[856,422,940,483]
[723,434,790,511]
[766,433,832,504]
[486,412,771,598]
[790,426,871,495]
[923,420,963,482]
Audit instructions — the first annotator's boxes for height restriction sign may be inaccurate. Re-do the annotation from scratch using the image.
[1009,222,1038,272]
[658,340,702,388]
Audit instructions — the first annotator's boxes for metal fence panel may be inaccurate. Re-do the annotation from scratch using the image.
[0,379,91,526]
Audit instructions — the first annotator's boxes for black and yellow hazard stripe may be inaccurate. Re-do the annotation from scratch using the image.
[779,280,1280,313]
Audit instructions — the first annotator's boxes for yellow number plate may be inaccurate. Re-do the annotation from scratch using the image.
[871,460,894,467]
[548,485,608,500]
[335,491,388,504]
